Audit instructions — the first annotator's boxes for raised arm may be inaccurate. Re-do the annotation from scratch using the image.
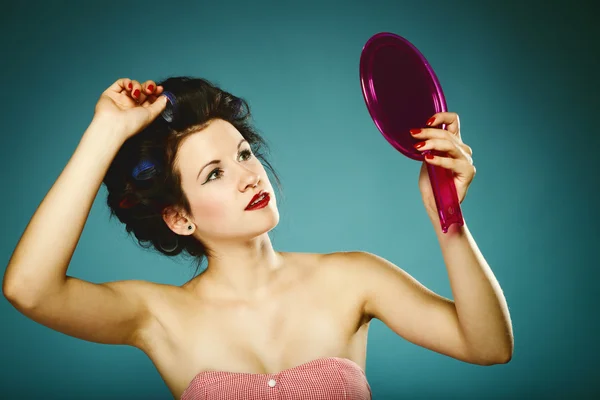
[3,78,168,346]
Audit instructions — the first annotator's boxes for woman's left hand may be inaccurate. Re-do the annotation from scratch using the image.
[411,112,476,216]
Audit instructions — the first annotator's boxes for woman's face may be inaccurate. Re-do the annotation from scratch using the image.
[174,119,279,242]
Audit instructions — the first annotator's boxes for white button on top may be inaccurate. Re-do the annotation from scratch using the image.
[268,379,277,388]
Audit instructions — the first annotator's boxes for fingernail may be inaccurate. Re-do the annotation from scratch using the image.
[133,89,140,98]
[410,129,422,135]
[128,83,132,90]
[425,153,434,160]
[147,85,154,92]
[426,117,436,126]
[414,141,426,149]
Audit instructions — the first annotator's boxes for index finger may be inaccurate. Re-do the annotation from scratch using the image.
[426,112,460,136]
[104,78,132,94]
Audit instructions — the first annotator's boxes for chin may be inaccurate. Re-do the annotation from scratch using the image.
[224,208,280,241]
[250,208,279,237]
[257,208,280,233]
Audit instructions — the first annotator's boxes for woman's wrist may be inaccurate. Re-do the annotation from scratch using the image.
[85,116,127,147]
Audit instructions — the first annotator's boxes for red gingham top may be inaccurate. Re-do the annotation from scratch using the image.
[180,357,372,400]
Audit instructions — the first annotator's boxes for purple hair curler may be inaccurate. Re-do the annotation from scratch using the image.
[231,97,243,115]
[359,32,464,233]
[160,91,177,123]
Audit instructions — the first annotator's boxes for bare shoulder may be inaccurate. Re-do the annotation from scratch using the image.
[283,251,352,280]
[318,250,387,278]
[286,251,370,329]
[273,251,359,295]
[318,250,405,312]
[293,251,376,298]
[284,250,378,278]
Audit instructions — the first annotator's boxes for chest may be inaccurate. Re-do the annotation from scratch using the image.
[152,274,363,372]
[194,285,359,366]
[142,263,369,398]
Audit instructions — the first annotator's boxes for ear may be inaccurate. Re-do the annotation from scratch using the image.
[162,206,195,235]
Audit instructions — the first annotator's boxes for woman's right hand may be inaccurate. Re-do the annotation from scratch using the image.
[93,78,169,140]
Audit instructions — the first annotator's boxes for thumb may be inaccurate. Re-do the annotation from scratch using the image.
[147,95,169,120]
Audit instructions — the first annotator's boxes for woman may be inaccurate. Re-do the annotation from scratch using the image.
[3,76,513,399]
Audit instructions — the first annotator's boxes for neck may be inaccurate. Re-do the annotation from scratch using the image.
[199,233,285,300]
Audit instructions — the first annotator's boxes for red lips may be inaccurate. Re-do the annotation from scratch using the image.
[245,191,270,210]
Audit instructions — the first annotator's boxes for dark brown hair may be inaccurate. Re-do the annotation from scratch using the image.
[103,76,281,271]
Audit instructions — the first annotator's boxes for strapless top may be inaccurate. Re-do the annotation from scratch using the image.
[180,356,372,399]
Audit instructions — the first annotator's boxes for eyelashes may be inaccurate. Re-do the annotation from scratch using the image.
[238,149,253,162]
[205,149,253,183]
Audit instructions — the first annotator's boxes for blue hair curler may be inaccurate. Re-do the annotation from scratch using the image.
[160,91,177,122]
[132,159,160,181]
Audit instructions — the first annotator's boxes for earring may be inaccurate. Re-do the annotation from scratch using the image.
[188,225,193,230]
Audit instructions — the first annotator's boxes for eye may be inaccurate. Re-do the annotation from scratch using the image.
[206,168,223,182]
[239,149,253,161]
[204,149,253,184]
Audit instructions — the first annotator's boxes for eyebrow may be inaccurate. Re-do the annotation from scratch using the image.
[196,139,248,180]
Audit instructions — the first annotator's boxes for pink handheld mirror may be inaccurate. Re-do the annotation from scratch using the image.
[359,32,464,233]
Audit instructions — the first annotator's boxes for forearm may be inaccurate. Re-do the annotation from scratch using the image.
[429,212,513,362]
[3,119,125,303]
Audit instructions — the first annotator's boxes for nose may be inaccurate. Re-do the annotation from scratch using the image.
[239,167,261,192]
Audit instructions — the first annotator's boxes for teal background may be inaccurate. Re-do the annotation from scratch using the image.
[1,0,598,398]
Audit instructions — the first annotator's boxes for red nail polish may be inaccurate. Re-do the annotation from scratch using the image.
[128,83,132,90]
[425,153,434,160]
[147,85,154,92]
[426,117,436,126]
[133,89,140,97]
[414,141,426,149]
[410,129,422,135]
